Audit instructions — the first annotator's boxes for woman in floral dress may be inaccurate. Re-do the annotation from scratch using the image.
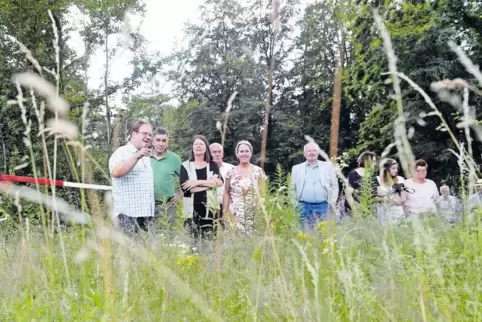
[223,140,266,235]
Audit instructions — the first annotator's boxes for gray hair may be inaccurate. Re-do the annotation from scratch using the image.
[153,127,169,137]
[303,142,318,153]
[210,142,223,150]
[440,185,450,193]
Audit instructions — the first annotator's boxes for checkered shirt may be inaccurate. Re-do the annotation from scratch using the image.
[109,142,154,218]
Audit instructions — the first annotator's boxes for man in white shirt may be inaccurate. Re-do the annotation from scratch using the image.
[109,120,155,234]
[210,143,234,227]
[436,185,459,223]
[469,179,482,210]
[403,159,439,216]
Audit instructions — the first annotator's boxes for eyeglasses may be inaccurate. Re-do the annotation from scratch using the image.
[416,169,427,173]
[136,131,152,138]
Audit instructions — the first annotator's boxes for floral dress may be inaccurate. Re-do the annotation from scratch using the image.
[225,165,267,234]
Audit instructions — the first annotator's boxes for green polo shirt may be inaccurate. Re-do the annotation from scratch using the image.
[150,151,182,201]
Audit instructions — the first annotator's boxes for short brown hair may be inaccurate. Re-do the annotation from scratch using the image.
[129,120,152,136]
[153,127,169,137]
[414,159,428,168]
[357,151,377,168]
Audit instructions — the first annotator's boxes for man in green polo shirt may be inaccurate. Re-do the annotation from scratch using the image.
[150,127,182,228]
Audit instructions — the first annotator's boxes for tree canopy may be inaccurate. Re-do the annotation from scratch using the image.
[0,0,481,205]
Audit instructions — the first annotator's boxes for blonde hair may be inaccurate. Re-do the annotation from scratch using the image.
[235,140,253,154]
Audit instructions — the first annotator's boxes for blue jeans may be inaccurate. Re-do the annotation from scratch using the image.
[299,201,329,231]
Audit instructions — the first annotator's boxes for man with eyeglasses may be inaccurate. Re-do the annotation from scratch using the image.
[403,159,439,216]
[109,120,155,234]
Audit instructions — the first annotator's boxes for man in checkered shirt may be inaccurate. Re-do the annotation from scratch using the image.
[109,120,155,233]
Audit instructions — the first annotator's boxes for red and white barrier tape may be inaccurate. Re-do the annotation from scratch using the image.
[0,174,112,191]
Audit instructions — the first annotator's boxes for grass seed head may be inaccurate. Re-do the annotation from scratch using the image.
[13,73,69,116]
[46,119,79,140]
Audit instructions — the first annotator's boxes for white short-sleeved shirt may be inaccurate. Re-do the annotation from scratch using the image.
[403,179,439,214]
[469,193,482,209]
[217,162,235,204]
[109,142,154,218]
[437,195,457,213]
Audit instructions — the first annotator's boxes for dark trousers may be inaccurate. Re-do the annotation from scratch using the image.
[216,203,225,230]
[154,197,177,226]
[118,214,152,234]
[184,215,215,240]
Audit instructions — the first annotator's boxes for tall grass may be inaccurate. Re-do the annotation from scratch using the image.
[0,10,481,322]
[0,209,480,320]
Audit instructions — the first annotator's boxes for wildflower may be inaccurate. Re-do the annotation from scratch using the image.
[316,221,327,235]
[176,255,199,271]
[296,232,308,240]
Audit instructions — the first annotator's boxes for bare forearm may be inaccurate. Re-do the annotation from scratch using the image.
[259,181,265,194]
[198,179,222,188]
[174,189,184,201]
[111,155,140,178]
[345,186,355,207]
[177,189,184,197]
[190,186,209,193]
[222,192,230,215]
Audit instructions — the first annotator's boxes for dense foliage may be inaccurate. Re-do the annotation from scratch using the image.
[1,0,481,202]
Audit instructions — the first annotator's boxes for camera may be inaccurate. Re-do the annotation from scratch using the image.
[391,183,415,194]
[392,183,406,194]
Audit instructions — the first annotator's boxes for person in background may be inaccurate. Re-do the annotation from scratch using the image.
[150,127,183,230]
[469,179,482,210]
[345,151,378,213]
[291,142,339,231]
[376,158,406,225]
[210,143,234,228]
[109,120,155,234]
[223,140,266,235]
[436,185,458,223]
[180,135,223,240]
[403,159,439,217]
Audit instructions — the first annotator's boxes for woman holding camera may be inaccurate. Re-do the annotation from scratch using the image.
[376,158,407,225]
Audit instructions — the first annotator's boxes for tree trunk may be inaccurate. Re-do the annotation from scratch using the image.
[329,30,345,158]
[104,26,111,146]
[260,67,273,170]
[0,124,6,173]
[82,41,89,183]
[260,0,280,170]
[260,37,275,170]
